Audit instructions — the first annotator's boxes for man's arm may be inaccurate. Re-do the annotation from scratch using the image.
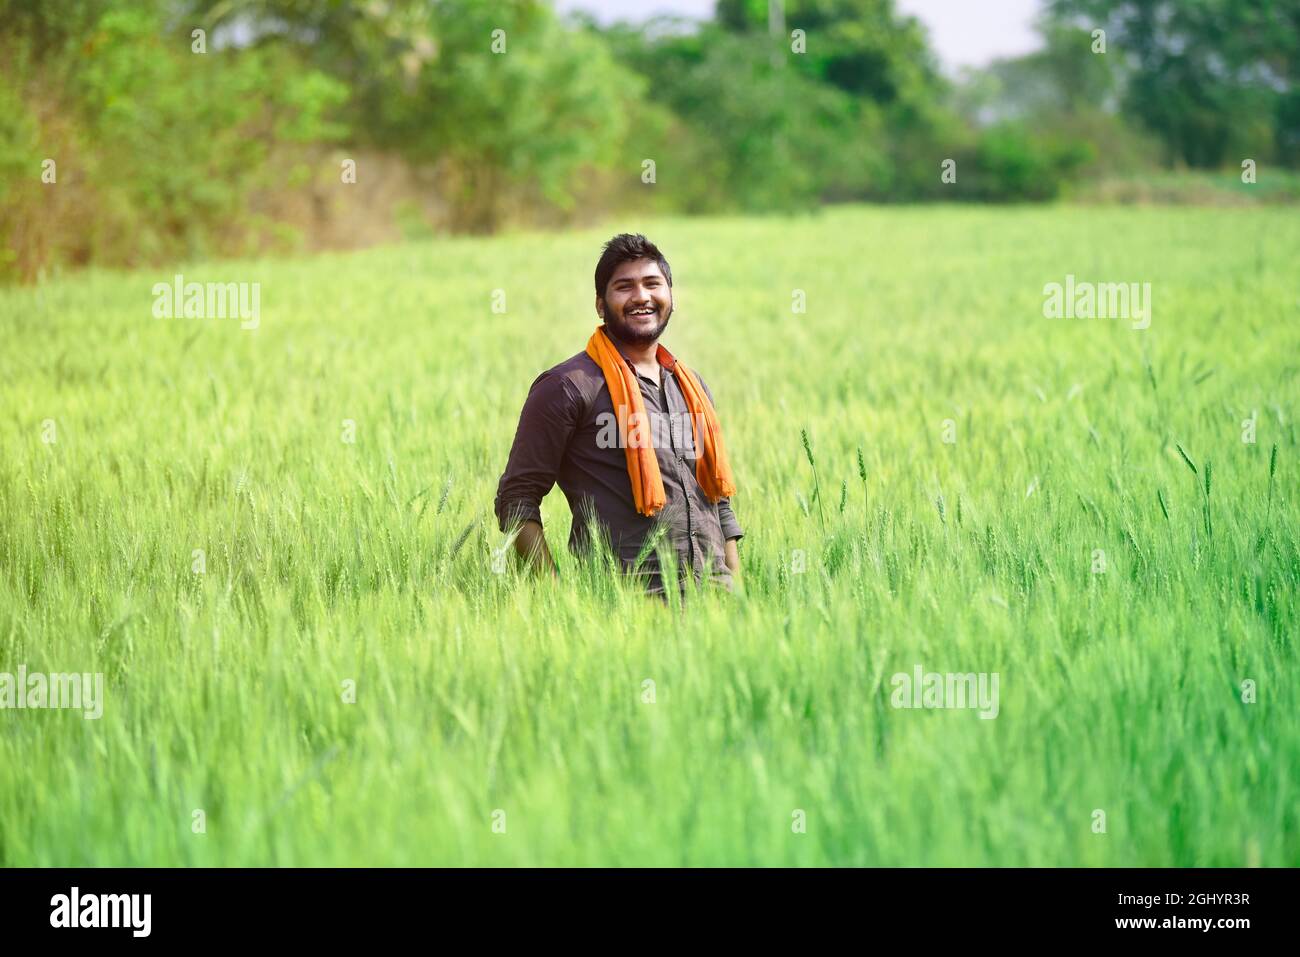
[697,375,744,579]
[493,370,580,578]
[724,537,740,578]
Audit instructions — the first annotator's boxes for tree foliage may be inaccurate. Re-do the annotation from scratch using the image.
[1047,0,1300,166]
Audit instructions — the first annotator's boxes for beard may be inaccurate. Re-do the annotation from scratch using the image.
[603,297,673,346]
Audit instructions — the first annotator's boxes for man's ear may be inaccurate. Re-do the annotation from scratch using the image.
[595,296,606,319]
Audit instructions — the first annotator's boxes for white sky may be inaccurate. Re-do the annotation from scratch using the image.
[553,0,1045,71]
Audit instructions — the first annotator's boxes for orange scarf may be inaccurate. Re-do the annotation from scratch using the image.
[586,324,736,517]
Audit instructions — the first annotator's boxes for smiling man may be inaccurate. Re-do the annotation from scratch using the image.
[493,233,743,598]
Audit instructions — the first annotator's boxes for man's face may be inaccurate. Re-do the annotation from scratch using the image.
[598,258,673,346]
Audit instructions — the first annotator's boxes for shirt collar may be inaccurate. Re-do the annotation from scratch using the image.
[626,362,663,389]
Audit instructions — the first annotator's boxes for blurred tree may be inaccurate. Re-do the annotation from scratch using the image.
[1047,0,1300,167]
[716,0,942,104]
[958,24,1122,123]
[202,0,643,230]
[601,19,890,210]
[0,0,147,58]
[0,0,348,279]
[413,1,639,230]
[951,25,1150,180]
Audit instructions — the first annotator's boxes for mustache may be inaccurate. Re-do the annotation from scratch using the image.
[619,301,670,317]
[604,301,672,344]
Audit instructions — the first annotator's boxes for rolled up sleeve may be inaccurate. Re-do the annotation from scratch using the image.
[716,497,743,541]
[494,370,581,533]
[697,375,743,541]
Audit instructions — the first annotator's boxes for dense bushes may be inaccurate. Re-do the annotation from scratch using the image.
[0,2,345,281]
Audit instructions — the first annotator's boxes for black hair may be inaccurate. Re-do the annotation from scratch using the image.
[594,233,672,302]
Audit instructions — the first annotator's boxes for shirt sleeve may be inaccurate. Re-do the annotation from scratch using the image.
[697,373,744,542]
[494,370,582,533]
[716,496,744,542]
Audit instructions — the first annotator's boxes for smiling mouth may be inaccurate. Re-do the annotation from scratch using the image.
[626,307,657,318]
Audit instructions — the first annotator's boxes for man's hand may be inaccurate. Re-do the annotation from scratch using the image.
[512,519,559,578]
[724,537,741,582]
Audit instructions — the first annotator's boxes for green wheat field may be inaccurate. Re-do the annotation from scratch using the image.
[1,205,1297,866]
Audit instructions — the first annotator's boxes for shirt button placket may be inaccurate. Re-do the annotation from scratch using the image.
[674,382,696,574]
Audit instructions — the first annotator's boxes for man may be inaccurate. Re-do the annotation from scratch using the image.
[493,233,743,597]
